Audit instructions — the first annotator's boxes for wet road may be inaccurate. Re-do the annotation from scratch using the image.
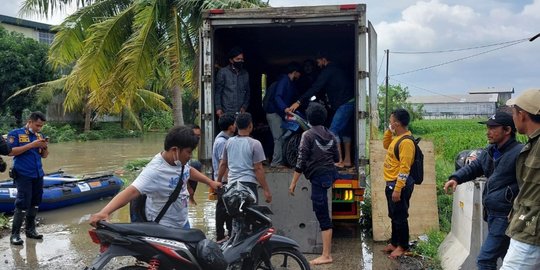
[0,134,415,269]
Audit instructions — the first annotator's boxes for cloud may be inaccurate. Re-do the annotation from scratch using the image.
[374,0,539,95]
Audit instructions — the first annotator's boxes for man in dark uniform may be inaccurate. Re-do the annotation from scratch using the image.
[7,111,49,245]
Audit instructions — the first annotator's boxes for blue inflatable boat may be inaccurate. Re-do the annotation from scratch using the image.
[0,172,123,213]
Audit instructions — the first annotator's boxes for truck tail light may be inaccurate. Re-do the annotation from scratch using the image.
[209,9,224,14]
[340,4,357,10]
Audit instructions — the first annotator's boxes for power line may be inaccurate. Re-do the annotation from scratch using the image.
[391,38,529,54]
[389,77,462,101]
[390,39,526,76]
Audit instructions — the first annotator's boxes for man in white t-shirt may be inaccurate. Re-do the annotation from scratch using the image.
[89,126,222,229]
[217,113,272,204]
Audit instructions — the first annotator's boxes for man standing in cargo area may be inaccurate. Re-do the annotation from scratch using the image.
[289,102,339,266]
[444,111,522,270]
[382,108,415,259]
[265,61,302,168]
[500,89,540,270]
[215,46,250,117]
[286,51,354,168]
[7,111,49,246]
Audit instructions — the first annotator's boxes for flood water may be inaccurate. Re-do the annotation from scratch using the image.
[0,134,407,269]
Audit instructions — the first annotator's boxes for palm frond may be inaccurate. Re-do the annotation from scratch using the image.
[99,0,161,112]
[5,77,67,103]
[47,0,134,69]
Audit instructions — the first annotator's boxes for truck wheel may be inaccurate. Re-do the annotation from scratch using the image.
[283,133,302,167]
[253,247,311,270]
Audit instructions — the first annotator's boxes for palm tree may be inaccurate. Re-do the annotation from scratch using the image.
[21,0,267,129]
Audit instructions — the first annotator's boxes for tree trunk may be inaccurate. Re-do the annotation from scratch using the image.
[83,103,92,132]
[172,84,184,126]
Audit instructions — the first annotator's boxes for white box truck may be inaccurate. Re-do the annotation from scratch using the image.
[199,4,378,253]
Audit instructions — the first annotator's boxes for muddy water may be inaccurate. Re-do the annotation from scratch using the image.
[0,134,407,269]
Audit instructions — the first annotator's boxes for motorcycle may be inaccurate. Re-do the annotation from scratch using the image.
[281,111,311,167]
[85,182,310,270]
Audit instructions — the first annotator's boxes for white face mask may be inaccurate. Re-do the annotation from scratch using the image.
[389,123,395,132]
[174,149,183,166]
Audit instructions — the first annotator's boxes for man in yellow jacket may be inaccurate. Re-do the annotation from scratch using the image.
[382,108,416,259]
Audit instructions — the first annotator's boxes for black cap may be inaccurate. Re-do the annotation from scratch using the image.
[478,111,515,129]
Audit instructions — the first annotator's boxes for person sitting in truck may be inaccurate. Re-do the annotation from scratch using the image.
[289,102,339,266]
[215,46,250,117]
[265,62,302,168]
[286,51,354,168]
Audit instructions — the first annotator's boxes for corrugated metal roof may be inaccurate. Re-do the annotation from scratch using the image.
[408,94,498,104]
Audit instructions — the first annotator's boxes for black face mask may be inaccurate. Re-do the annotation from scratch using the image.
[233,61,243,70]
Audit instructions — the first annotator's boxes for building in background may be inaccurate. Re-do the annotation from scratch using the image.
[0,14,55,45]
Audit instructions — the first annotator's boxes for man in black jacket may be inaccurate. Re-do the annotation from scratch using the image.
[444,111,523,270]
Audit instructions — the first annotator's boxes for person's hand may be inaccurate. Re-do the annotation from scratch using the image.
[89,212,109,227]
[444,179,458,194]
[189,195,197,205]
[392,190,401,202]
[288,183,296,196]
[210,181,222,191]
[31,139,47,149]
[288,102,300,113]
[264,189,272,203]
[216,109,224,117]
[284,108,292,114]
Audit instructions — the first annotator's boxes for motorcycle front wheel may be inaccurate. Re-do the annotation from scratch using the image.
[254,247,311,270]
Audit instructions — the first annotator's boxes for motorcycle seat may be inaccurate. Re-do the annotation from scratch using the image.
[98,222,206,243]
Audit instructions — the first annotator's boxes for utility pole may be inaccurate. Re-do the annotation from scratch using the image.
[385,49,389,128]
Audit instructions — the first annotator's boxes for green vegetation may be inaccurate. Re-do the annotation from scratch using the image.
[0,26,56,126]
[0,213,9,229]
[412,229,446,269]
[40,122,141,143]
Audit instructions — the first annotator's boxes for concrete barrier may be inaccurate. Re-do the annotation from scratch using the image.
[259,171,331,253]
[439,178,488,270]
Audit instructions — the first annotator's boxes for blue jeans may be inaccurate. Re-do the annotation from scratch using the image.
[329,101,354,144]
[310,173,336,231]
[501,239,540,269]
[477,213,511,270]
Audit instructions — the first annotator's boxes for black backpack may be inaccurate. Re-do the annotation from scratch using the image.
[262,81,279,112]
[394,135,424,185]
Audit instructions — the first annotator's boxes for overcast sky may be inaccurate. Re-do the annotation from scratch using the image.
[1,0,538,97]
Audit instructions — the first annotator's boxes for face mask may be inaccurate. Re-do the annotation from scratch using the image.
[233,61,243,70]
[28,127,34,133]
[174,149,183,166]
[389,123,395,132]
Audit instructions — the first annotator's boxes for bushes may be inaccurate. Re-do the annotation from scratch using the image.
[40,123,141,143]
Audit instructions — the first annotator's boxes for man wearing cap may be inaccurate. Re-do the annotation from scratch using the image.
[501,89,540,269]
[444,111,523,270]
[215,46,250,117]
[286,52,354,168]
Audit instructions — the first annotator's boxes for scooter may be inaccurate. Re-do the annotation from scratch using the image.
[84,183,310,270]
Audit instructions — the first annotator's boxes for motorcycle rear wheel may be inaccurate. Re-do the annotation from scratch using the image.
[254,247,311,270]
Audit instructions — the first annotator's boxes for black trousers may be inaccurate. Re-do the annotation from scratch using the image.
[385,182,414,249]
[216,193,232,240]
